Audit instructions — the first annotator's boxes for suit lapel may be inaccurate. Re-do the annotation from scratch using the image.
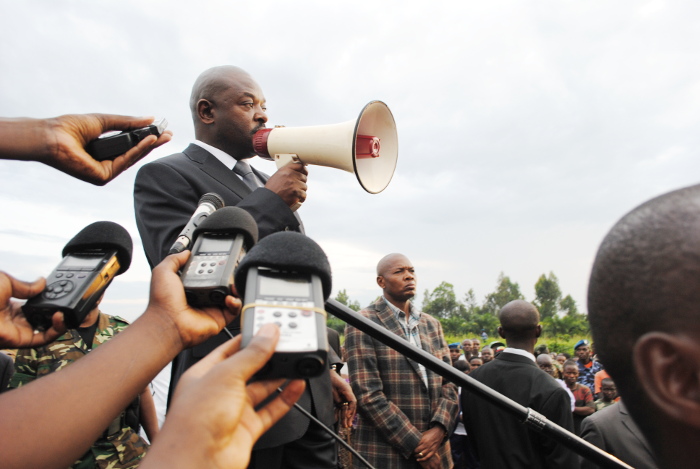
[618,402,656,457]
[183,144,252,200]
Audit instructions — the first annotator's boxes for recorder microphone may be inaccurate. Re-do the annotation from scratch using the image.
[168,193,225,255]
[234,231,331,379]
[179,206,258,307]
[23,221,133,331]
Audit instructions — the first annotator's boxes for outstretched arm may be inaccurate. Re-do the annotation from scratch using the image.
[0,114,172,185]
[142,325,305,469]
[0,251,238,469]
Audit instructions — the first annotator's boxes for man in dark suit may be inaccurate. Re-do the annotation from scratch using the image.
[587,183,700,469]
[580,400,658,469]
[345,253,458,469]
[133,65,338,469]
[462,300,578,468]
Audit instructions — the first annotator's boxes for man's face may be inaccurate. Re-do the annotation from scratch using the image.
[469,358,483,369]
[556,354,567,365]
[212,72,268,157]
[481,348,493,362]
[462,340,472,352]
[563,365,579,386]
[449,349,461,363]
[575,345,591,362]
[538,358,555,377]
[472,340,481,352]
[601,383,618,402]
[377,256,416,303]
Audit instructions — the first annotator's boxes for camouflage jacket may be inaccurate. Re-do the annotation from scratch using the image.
[10,312,148,469]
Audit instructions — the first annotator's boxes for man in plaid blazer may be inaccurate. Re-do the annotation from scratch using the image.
[345,253,458,469]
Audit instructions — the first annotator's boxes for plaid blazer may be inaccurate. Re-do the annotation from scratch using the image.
[345,298,458,469]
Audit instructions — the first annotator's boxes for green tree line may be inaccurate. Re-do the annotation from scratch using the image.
[327,272,589,341]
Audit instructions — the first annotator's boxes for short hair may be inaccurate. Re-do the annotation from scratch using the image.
[454,360,470,373]
[588,184,700,430]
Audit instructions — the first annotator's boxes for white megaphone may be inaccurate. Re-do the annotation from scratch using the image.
[253,100,398,194]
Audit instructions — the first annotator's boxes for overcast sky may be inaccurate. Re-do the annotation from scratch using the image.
[2,0,699,322]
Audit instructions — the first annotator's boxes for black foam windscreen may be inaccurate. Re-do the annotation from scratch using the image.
[234,231,332,301]
[62,221,133,275]
[200,192,225,210]
[192,206,259,249]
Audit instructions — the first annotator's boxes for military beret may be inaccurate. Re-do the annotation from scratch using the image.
[574,339,590,350]
[449,343,462,349]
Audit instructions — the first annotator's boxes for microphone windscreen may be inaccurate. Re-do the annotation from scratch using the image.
[62,221,133,275]
[234,231,332,301]
[192,206,259,249]
[200,192,225,210]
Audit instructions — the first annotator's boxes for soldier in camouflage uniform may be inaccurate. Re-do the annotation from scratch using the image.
[9,304,155,469]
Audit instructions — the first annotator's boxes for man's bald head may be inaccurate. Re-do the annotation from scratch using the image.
[189,65,251,118]
[588,183,700,466]
[497,300,541,352]
[188,65,267,158]
[376,253,409,276]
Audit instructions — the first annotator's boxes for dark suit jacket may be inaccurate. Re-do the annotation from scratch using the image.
[580,401,659,469]
[345,298,459,469]
[133,144,332,450]
[462,351,579,469]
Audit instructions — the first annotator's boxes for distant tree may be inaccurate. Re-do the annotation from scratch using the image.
[559,294,579,316]
[335,289,361,311]
[328,289,361,333]
[533,272,562,320]
[482,273,525,315]
[422,282,466,320]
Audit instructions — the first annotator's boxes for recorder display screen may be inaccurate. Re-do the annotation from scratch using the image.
[258,272,311,298]
[58,254,105,270]
[196,237,233,254]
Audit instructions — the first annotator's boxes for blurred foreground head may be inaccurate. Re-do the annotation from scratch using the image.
[588,183,700,469]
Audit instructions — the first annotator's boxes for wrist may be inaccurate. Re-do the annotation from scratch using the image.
[0,117,51,162]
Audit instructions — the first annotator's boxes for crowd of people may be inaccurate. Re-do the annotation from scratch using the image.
[1,63,698,469]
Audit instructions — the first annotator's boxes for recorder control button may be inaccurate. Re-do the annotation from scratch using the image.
[288,311,298,318]
[55,273,64,278]
[301,310,313,317]
[289,322,298,329]
[66,273,74,278]
[207,269,214,274]
[273,311,283,317]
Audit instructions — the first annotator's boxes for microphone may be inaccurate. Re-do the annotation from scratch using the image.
[179,206,258,307]
[23,221,133,330]
[168,193,225,255]
[234,231,331,379]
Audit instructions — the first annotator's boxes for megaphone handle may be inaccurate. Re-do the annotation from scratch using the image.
[274,154,304,212]
[274,153,301,169]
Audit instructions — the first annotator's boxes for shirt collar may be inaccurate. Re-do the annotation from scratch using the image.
[382,296,420,322]
[502,347,536,362]
[192,140,237,170]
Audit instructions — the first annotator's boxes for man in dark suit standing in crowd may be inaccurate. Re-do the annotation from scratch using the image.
[462,300,578,468]
[134,65,338,469]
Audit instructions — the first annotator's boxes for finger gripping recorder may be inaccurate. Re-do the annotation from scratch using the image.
[22,221,133,331]
[179,207,258,307]
[235,231,331,379]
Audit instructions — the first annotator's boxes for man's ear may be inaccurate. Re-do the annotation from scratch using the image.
[497,326,505,339]
[196,99,215,124]
[376,275,385,289]
[535,325,542,338]
[634,332,700,428]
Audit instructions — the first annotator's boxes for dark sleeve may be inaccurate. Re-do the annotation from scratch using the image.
[580,416,604,469]
[541,386,581,469]
[134,161,201,267]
